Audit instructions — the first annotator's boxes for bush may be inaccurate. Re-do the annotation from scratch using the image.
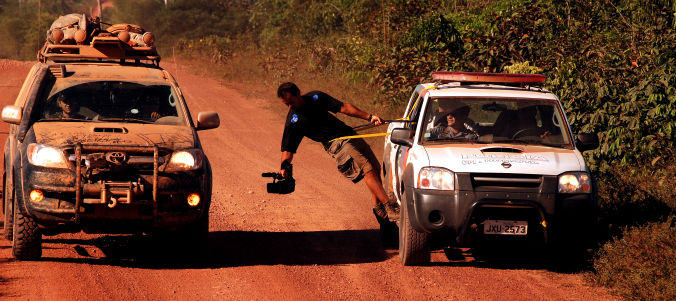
[399,14,462,53]
[592,220,676,300]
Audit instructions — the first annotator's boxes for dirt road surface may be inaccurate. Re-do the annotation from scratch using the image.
[0,59,617,300]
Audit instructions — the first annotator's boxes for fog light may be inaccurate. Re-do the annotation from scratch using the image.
[29,190,44,203]
[428,210,443,224]
[187,193,200,207]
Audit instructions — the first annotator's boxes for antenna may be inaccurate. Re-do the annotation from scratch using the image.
[97,0,103,20]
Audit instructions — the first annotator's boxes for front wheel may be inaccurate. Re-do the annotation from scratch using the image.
[399,197,430,266]
[12,198,42,260]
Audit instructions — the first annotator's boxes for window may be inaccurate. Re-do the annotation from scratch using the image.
[422,97,571,147]
[37,81,184,124]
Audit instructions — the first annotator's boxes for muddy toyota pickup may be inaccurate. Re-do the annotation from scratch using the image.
[1,15,219,260]
[383,72,599,265]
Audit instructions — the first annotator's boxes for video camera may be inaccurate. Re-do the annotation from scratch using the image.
[261,161,295,194]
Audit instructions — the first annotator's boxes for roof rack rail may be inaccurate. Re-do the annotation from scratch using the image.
[432,71,545,87]
[38,13,160,66]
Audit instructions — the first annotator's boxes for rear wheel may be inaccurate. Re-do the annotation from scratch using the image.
[2,173,13,240]
[399,197,430,266]
[12,197,42,260]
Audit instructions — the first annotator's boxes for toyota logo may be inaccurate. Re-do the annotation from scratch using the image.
[501,162,512,168]
[106,152,128,164]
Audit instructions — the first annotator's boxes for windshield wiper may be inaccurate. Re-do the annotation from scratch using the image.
[97,117,154,124]
[492,138,565,148]
[427,137,478,143]
[38,117,88,122]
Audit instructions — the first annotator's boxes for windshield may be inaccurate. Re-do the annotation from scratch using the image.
[421,97,572,147]
[36,81,185,125]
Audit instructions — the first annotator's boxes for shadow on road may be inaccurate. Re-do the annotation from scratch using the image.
[434,246,594,273]
[40,229,395,269]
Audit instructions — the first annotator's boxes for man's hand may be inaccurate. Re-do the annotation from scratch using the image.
[369,114,384,125]
[278,168,289,179]
[278,154,294,179]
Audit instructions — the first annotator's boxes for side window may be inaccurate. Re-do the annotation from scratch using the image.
[403,91,419,118]
[407,95,423,130]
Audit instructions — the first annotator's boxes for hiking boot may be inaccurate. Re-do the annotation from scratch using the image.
[384,201,400,221]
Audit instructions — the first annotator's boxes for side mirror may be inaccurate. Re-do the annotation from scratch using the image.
[576,133,599,152]
[390,128,414,147]
[195,112,220,130]
[1,105,22,124]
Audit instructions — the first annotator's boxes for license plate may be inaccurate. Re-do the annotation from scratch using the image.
[483,220,528,235]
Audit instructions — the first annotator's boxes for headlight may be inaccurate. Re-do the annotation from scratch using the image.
[418,167,455,190]
[558,172,591,193]
[165,149,203,171]
[26,144,69,168]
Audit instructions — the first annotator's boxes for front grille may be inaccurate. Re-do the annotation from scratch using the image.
[471,173,542,189]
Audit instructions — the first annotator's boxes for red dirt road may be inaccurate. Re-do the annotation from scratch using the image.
[0,59,617,300]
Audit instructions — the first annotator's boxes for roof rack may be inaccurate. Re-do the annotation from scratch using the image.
[432,71,545,87]
[38,14,160,65]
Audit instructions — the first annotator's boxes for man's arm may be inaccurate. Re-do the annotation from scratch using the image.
[339,103,384,125]
[279,151,294,178]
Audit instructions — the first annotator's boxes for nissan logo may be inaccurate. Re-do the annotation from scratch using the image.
[501,162,512,168]
[106,152,128,164]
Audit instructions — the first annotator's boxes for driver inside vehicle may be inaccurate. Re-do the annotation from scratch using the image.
[53,92,87,119]
[137,92,162,121]
[429,102,479,140]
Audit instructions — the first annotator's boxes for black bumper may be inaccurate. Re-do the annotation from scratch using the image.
[404,186,596,247]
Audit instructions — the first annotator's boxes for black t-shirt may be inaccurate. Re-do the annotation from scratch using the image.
[281,91,355,153]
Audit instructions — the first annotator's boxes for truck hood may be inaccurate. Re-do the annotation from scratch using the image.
[423,144,583,175]
[32,122,195,149]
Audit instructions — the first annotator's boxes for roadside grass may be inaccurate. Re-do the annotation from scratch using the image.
[592,164,675,300]
[590,220,676,300]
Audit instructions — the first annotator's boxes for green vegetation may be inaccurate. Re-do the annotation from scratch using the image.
[0,0,674,298]
[592,219,675,300]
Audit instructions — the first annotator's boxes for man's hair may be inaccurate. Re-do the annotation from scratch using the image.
[277,82,300,98]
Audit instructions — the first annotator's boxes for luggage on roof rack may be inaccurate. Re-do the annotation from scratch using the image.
[39,13,159,65]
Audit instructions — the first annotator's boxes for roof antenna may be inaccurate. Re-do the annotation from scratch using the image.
[97,0,103,21]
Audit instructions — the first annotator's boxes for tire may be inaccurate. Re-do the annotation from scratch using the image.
[12,197,42,260]
[399,196,430,266]
[3,173,13,241]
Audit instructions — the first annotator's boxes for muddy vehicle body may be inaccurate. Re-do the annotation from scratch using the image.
[1,17,220,260]
[383,72,599,265]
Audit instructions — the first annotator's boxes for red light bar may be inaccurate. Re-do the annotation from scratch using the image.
[432,71,545,85]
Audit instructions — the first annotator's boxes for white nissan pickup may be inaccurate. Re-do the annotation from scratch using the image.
[382,72,599,265]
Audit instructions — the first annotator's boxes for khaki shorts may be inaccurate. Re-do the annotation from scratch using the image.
[326,138,380,183]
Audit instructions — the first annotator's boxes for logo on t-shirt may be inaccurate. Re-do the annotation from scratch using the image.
[291,114,298,123]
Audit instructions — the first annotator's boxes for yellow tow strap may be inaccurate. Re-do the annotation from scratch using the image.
[329,132,392,142]
[329,85,436,142]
